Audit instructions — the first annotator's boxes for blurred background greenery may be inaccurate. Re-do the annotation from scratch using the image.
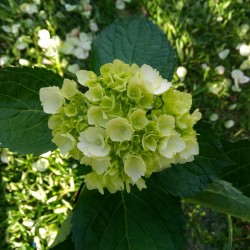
[0,0,250,249]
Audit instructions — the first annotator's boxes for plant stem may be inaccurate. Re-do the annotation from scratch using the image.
[227,214,233,250]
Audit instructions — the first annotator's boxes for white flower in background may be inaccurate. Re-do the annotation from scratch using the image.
[218,49,230,60]
[22,219,34,228]
[176,66,187,80]
[236,43,250,56]
[116,0,131,10]
[42,58,52,65]
[19,58,29,66]
[201,63,208,70]
[228,103,237,110]
[67,64,80,74]
[224,120,235,129]
[33,0,41,4]
[39,227,47,239]
[2,25,12,33]
[38,29,51,49]
[1,150,11,163]
[89,20,98,32]
[2,23,21,36]
[240,59,250,70]
[32,158,49,172]
[61,30,92,59]
[65,4,77,12]
[215,65,225,75]
[20,3,38,15]
[0,55,9,66]
[231,69,250,84]
[37,29,61,57]
[210,113,219,122]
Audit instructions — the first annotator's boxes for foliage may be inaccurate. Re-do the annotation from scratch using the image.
[0,150,83,249]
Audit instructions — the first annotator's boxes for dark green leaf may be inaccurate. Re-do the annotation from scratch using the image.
[185,179,250,222]
[220,139,250,196]
[0,67,63,155]
[53,184,185,250]
[91,16,176,80]
[50,234,75,250]
[152,122,233,197]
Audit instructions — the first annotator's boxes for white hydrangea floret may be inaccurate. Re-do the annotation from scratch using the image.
[77,127,110,157]
[218,49,230,60]
[106,117,133,142]
[124,154,147,182]
[61,79,78,99]
[140,64,171,95]
[39,86,64,114]
[52,132,76,155]
[81,156,110,175]
[158,133,185,158]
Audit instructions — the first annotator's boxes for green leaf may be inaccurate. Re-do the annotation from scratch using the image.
[50,212,73,248]
[152,122,233,197]
[220,139,250,196]
[53,183,185,250]
[0,67,63,155]
[185,179,250,222]
[91,16,176,80]
[50,234,75,250]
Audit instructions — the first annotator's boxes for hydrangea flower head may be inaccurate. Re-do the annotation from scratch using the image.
[40,59,202,194]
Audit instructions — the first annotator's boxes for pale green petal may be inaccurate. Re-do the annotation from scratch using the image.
[129,109,148,130]
[84,84,105,102]
[81,156,110,175]
[103,168,124,193]
[76,70,97,87]
[61,79,78,99]
[48,114,65,130]
[158,133,185,158]
[87,107,109,127]
[64,104,77,117]
[52,132,76,155]
[162,88,192,115]
[124,154,147,182]
[106,117,133,142]
[84,172,104,194]
[142,134,157,151]
[39,86,64,114]
[178,136,199,160]
[127,80,142,101]
[100,96,115,111]
[138,91,154,109]
[156,114,175,136]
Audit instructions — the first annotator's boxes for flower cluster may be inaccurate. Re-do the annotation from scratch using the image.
[40,60,202,193]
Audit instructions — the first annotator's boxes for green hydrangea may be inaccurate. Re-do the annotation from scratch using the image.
[39,59,202,194]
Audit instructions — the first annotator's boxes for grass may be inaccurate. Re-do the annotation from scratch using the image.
[0,0,250,249]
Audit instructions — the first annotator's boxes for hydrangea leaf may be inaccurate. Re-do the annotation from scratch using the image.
[185,179,250,222]
[151,122,233,197]
[219,139,250,197]
[91,16,176,80]
[0,67,63,155]
[52,185,185,250]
